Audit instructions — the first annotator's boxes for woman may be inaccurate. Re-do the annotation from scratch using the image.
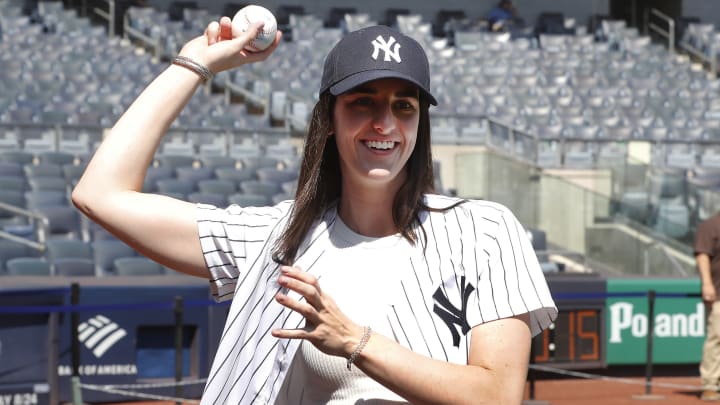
[72,18,557,405]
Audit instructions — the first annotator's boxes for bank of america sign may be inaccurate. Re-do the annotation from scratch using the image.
[78,315,127,358]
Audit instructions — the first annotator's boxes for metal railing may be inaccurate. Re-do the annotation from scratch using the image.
[644,8,675,53]
[0,201,48,252]
[91,0,115,37]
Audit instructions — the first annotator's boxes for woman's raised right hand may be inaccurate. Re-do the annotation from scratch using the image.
[178,17,282,75]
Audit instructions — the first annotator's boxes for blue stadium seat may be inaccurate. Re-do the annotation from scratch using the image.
[52,257,95,276]
[6,257,51,276]
[113,256,165,276]
[45,239,92,261]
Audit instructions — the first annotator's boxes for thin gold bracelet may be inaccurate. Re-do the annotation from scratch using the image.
[347,326,372,371]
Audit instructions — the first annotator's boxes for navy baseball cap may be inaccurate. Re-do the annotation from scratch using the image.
[319,25,437,105]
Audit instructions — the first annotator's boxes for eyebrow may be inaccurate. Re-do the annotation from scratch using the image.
[346,84,419,99]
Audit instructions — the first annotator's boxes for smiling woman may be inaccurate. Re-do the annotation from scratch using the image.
[71,21,557,405]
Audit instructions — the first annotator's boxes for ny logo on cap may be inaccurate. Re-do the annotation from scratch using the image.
[371,35,402,63]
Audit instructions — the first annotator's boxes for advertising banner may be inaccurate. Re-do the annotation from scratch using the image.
[606,278,703,365]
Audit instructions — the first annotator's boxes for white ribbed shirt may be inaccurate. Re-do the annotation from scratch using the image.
[196,194,557,405]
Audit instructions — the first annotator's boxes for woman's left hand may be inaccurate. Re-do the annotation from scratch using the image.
[271,266,364,358]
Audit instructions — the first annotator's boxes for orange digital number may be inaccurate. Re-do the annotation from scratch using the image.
[577,310,600,361]
[534,329,550,362]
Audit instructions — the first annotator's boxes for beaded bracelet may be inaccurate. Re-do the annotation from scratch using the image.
[171,55,214,82]
[347,326,372,371]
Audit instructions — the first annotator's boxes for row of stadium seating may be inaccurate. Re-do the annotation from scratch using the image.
[4,1,720,172]
[0,0,708,274]
[0,238,172,276]
[118,5,720,173]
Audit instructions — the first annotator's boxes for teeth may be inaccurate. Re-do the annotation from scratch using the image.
[366,140,395,150]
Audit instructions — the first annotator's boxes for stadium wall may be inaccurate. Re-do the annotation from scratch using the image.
[684,0,720,29]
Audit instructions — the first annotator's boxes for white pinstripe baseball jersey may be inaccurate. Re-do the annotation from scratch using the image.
[196,194,557,404]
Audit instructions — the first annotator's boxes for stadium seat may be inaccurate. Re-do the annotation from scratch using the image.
[0,189,26,210]
[24,163,63,178]
[653,201,690,239]
[214,167,256,185]
[241,156,280,170]
[156,154,196,169]
[0,240,35,273]
[113,256,165,276]
[155,178,195,196]
[256,168,298,184]
[239,180,281,198]
[227,193,271,207]
[197,179,237,196]
[62,163,87,184]
[0,176,27,191]
[45,239,92,261]
[188,192,227,207]
[35,205,82,239]
[200,155,237,169]
[52,257,95,276]
[38,151,76,166]
[0,151,34,165]
[143,166,176,192]
[92,239,137,276]
[176,166,214,183]
[25,190,68,209]
[27,176,68,192]
[0,162,23,177]
[6,257,51,276]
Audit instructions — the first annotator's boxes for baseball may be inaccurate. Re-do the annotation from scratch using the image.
[231,5,277,52]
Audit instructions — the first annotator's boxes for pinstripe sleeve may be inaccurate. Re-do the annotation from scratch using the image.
[196,202,291,302]
[467,202,557,337]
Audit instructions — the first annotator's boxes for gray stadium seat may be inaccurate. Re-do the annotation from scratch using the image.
[0,240,35,273]
[6,257,51,276]
[24,190,68,209]
[176,166,214,183]
[227,193,271,207]
[45,239,92,261]
[187,192,227,206]
[92,239,137,276]
[197,179,236,196]
[35,205,82,238]
[24,163,63,178]
[52,257,96,276]
[113,257,165,276]
[155,178,195,196]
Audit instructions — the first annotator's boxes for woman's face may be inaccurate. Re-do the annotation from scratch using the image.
[331,78,420,189]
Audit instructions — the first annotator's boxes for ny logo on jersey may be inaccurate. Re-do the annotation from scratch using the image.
[433,276,475,347]
[371,35,402,63]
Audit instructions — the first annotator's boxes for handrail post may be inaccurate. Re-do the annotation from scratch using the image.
[109,0,115,37]
[632,289,665,400]
[174,296,184,405]
[644,289,655,396]
[711,42,717,79]
[70,283,83,405]
[47,311,60,405]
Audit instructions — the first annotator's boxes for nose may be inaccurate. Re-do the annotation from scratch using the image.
[372,104,396,135]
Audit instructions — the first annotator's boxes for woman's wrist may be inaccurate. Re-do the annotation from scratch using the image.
[346,326,372,371]
[171,55,214,83]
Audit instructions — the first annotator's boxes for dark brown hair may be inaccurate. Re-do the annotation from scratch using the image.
[271,91,436,265]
